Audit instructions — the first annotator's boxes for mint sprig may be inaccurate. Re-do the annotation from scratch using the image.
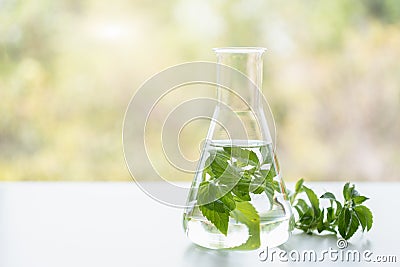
[290,179,373,240]
[197,146,272,249]
[230,201,261,250]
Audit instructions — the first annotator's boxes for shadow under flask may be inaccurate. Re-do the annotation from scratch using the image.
[183,47,293,250]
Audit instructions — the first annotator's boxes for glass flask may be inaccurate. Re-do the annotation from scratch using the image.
[183,47,293,250]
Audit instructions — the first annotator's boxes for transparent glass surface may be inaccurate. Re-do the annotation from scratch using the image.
[183,47,293,250]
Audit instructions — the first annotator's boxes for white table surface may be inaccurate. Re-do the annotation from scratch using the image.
[0,182,399,267]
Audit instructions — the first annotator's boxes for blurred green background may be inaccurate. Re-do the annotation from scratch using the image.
[1,0,399,181]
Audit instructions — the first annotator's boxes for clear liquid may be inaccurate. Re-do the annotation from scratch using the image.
[183,140,293,250]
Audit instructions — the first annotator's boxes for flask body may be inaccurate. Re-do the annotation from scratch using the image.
[183,48,293,250]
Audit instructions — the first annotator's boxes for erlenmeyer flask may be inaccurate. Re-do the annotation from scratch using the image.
[183,47,293,250]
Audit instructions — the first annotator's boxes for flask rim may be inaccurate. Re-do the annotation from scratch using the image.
[213,47,266,54]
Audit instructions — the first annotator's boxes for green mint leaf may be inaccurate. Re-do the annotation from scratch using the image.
[259,145,269,162]
[232,201,260,225]
[335,201,343,217]
[321,192,342,206]
[199,202,230,236]
[321,191,342,216]
[232,179,251,201]
[203,155,214,176]
[338,207,351,239]
[268,164,277,178]
[223,147,259,166]
[346,211,360,239]
[289,178,303,204]
[317,209,326,233]
[343,182,351,201]
[326,206,335,223]
[248,151,260,166]
[208,150,230,177]
[295,178,304,193]
[251,185,265,194]
[258,166,275,204]
[353,205,373,231]
[197,180,229,205]
[353,196,369,205]
[294,205,304,217]
[197,181,217,205]
[294,199,311,216]
[220,192,236,211]
[230,201,260,250]
[343,182,358,201]
[302,185,321,216]
[351,189,360,198]
[338,207,359,240]
[297,208,315,232]
[264,179,275,205]
[217,165,242,189]
[249,171,266,194]
[320,192,336,201]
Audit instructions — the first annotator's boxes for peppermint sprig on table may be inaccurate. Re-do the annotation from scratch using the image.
[290,179,373,240]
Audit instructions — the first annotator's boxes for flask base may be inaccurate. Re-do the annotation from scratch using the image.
[184,214,292,250]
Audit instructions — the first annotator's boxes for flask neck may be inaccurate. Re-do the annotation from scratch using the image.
[215,48,265,112]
